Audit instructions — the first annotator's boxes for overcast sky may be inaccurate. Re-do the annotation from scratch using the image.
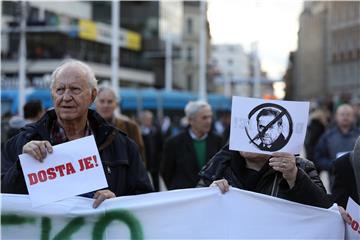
[207,0,303,80]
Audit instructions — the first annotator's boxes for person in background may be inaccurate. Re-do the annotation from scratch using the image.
[6,116,27,141]
[6,100,45,140]
[198,146,332,209]
[162,100,223,190]
[139,110,163,191]
[160,116,173,141]
[214,111,231,145]
[304,103,330,162]
[95,85,146,162]
[1,59,153,208]
[23,100,45,124]
[1,112,13,146]
[314,104,360,183]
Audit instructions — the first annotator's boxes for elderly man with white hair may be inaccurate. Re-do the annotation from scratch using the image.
[1,59,153,208]
[161,100,223,190]
[95,84,146,163]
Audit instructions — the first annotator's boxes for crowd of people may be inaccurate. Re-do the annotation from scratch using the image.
[1,59,360,224]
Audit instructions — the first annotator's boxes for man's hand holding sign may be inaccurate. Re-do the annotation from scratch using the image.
[200,97,332,209]
[23,140,53,162]
[269,152,298,188]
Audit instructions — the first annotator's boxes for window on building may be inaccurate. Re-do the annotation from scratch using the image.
[28,7,39,23]
[187,46,193,62]
[2,1,18,17]
[186,18,193,34]
[228,58,233,65]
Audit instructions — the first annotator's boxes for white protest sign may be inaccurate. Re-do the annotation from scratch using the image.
[229,97,309,154]
[19,135,108,207]
[345,198,360,240]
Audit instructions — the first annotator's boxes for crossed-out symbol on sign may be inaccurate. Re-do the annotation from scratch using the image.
[245,103,293,152]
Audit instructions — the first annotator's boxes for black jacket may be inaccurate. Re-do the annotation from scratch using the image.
[198,145,332,208]
[161,130,223,190]
[1,109,153,196]
[331,152,359,208]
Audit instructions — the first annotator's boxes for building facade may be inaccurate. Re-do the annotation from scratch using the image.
[211,44,250,96]
[326,1,360,100]
[1,1,185,89]
[294,2,327,100]
[292,1,360,102]
[211,44,274,98]
[172,1,212,92]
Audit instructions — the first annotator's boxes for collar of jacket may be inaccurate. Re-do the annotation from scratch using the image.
[24,109,117,149]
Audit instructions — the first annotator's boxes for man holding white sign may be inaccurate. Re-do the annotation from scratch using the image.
[198,97,332,208]
[1,60,153,208]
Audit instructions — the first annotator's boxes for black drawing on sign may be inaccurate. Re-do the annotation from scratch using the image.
[245,103,293,152]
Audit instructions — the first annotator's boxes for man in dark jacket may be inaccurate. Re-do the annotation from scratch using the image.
[162,100,223,190]
[198,145,332,209]
[139,110,163,192]
[314,104,359,173]
[1,59,153,208]
[332,136,360,208]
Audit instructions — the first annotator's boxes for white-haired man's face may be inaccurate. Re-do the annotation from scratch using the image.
[96,89,117,120]
[189,106,213,137]
[51,65,96,123]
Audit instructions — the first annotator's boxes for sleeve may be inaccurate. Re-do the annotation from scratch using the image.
[161,138,176,189]
[331,154,351,208]
[1,134,29,194]
[215,133,225,152]
[314,134,332,171]
[283,159,333,208]
[198,144,233,187]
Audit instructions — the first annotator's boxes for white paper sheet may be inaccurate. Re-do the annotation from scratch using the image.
[229,96,309,154]
[19,135,108,207]
[345,198,360,240]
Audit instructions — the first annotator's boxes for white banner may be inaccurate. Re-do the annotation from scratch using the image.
[1,188,344,239]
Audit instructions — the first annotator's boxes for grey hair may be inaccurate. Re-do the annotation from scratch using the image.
[50,59,98,90]
[184,100,211,119]
[97,84,119,101]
